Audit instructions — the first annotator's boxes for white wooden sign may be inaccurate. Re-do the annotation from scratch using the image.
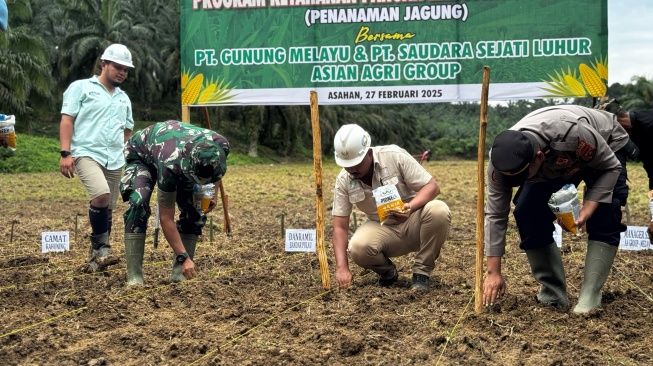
[553,223,562,248]
[285,229,316,252]
[41,231,70,253]
[619,226,653,251]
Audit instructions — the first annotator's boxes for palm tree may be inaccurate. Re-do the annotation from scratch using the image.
[618,77,653,110]
[54,0,179,104]
[0,0,53,121]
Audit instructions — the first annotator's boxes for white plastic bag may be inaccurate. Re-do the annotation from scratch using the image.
[0,114,16,150]
[548,184,581,234]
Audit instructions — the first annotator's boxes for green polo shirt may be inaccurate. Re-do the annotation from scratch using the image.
[61,76,134,170]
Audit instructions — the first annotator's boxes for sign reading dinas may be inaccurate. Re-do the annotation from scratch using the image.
[181,0,607,105]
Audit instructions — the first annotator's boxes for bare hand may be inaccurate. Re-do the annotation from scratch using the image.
[335,266,353,288]
[182,258,197,279]
[383,203,411,225]
[59,156,75,178]
[483,272,506,306]
[648,221,653,244]
[205,199,217,213]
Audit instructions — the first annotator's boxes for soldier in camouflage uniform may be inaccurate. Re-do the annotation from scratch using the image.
[121,120,229,286]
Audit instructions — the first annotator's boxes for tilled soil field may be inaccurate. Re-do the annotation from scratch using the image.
[0,161,652,365]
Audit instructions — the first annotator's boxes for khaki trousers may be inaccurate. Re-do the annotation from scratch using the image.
[348,199,451,277]
[75,157,122,210]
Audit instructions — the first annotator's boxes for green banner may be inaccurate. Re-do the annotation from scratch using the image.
[181,0,607,105]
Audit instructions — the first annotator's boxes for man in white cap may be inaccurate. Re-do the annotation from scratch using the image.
[330,124,451,291]
[58,43,135,272]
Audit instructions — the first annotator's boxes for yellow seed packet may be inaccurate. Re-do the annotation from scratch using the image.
[372,185,404,223]
[548,184,581,234]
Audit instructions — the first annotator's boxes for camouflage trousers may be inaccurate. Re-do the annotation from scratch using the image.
[120,162,207,235]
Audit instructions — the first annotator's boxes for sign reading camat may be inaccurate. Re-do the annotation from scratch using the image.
[285,229,316,252]
[41,231,70,253]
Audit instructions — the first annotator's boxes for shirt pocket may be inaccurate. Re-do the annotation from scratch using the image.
[112,102,129,128]
[382,176,399,186]
[348,188,366,204]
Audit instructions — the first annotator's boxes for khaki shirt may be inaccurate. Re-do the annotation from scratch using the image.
[484,105,628,256]
[332,145,433,221]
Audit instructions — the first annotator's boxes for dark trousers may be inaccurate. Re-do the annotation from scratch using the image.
[513,151,628,249]
[120,162,206,235]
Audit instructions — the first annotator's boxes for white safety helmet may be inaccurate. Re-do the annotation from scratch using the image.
[333,124,371,168]
[100,43,134,68]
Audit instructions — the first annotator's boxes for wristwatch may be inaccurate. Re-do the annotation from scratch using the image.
[60,150,72,158]
[175,252,189,265]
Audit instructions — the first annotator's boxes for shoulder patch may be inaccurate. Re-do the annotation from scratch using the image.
[576,139,596,161]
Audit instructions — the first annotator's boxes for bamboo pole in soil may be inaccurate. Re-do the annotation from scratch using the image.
[310,91,331,289]
[218,180,232,236]
[181,105,190,123]
[475,66,490,314]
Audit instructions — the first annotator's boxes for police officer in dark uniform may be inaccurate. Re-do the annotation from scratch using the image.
[483,105,630,314]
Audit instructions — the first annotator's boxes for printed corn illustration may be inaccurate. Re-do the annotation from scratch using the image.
[541,56,608,98]
[182,73,204,105]
[181,71,233,105]
[591,56,608,80]
[579,63,606,97]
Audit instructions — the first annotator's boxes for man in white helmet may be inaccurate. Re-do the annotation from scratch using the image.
[330,124,451,291]
[59,43,135,272]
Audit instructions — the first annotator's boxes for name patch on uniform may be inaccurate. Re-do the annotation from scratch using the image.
[576,139,596,161]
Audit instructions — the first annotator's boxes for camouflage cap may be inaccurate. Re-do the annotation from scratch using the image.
[187,135,230,185]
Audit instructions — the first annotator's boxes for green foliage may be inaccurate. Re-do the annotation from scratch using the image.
[608,76,653,110]
[1,1,651,163]
[0,133,59,173]
[0,132,277,174]
[0,0,54,119]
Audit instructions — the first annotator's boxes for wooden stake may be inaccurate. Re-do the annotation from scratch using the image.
[310,91,331,289]
[10,220,16,244]
[475,66,491,314]
[218,181,232,236]
[203,107,212,129]
[280,212,285,238]
[181,105,190,123]
[209,216,214,243]
[153,203,160,249]
[74,214,79,245]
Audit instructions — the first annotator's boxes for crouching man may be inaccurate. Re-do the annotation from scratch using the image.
[330,124,451,292]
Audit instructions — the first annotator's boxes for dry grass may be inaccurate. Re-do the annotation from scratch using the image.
[0,160,651,365]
